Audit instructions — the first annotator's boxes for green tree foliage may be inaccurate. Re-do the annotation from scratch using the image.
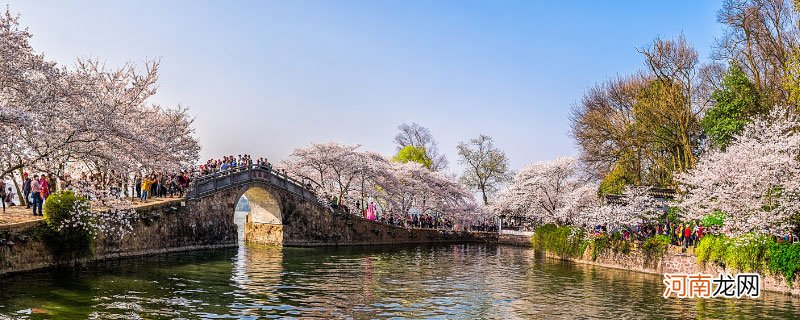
[785,48,800,106]
[391,145,433,169]
[572,36,702,191]
[768,242,800,284]
[701,210,727,227]
[701,63,763,149]
[394,123,448,171]
[599,162,636,196]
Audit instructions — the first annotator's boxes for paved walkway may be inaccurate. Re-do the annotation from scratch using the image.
[0,197,183,227]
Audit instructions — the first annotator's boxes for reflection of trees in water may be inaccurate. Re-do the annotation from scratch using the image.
[232,244,800,319]
[235,244,518,318]
[3,245,800,319]
[0,249,243,318]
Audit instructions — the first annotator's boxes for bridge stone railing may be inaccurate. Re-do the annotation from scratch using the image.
[186,164,318,202]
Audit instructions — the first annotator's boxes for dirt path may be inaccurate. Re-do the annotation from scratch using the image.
[0,197,183,226]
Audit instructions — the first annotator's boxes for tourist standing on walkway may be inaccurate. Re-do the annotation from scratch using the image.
[22,173,31,209]
[177,172,188,195]
[39,174,50,201]
[367,202,376,220]
[30,175,42,216]
[140,176,152,202]
[134,174,142,199]
[683,225,692,248]
[5,187,15,208]
[0,180,6,213]
[150,175,159,199]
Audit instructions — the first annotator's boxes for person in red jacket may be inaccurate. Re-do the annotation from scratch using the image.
[684,225,693,247]
[39,174,50,200]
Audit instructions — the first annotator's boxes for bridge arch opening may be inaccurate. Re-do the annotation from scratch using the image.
[236,186,283,246]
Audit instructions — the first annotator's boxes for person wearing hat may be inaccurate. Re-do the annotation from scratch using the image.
[22,172,32,209]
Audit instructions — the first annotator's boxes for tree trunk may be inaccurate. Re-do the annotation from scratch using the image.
[15,167,25,206]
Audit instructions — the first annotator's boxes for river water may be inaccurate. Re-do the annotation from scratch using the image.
[1,214,799,319]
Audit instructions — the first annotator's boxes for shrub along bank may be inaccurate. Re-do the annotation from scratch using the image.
[531,224,669,261]
[532,224,800,285]
[696,234,800,284]
[531,224,588,258]
[41,191,95,261]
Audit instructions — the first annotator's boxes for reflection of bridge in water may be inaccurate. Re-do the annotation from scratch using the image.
[185,164,495,247]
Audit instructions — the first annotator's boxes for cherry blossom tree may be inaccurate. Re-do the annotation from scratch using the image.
[282,142,480,224]
[491,157,598,226]
[0,9,200,187]
[1,9,199,237]
[581,186,666,231]
[678,108,800,235]
[493,156,669,232]
[279,142,363,203]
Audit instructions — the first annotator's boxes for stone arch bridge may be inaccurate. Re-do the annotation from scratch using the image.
[182,164,493,247]
[0,165,497,275]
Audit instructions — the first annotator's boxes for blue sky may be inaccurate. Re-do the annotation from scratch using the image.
[7,1,722,173]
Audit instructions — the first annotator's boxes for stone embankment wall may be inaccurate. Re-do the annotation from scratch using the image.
[0,198,497,276]
[491,232,800,295]
[244,197,497,246]
[565,244,798,295]
[0,199,233,276]
[562,246,800,296]
[497,233,534,246]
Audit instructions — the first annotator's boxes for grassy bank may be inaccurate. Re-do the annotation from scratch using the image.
[531,224,587,258]
[530,224,677,267]
[696,234,800,284]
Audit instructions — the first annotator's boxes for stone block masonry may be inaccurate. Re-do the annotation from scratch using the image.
[0,199,233,276]
[0,196,497,276]
[557,244,800,296]
[494,232,800,296]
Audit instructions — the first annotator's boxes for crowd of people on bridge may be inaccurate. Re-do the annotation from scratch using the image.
[199,155,271,175]
[0,154,279,215]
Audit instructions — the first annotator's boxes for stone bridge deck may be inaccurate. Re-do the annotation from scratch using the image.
[188,164,315,201]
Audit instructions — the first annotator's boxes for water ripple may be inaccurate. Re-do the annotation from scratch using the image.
[0,244,799,319]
